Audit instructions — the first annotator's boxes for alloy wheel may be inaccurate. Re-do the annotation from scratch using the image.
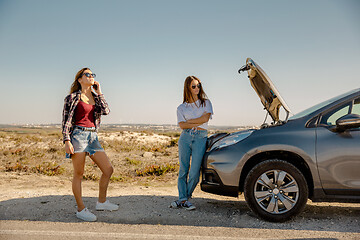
[254,169,299,214]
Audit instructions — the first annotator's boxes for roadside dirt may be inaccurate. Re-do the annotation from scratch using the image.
[0,171,359,239]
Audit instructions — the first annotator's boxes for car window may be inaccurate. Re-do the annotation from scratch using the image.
[320,103,350,126]
[352,98,360,115]
[326,106,349,125]
[289,89,359,120]
[320,97,360,126]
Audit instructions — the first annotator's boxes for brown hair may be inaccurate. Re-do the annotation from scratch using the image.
[70,67,90,94]
[183,76,208,106]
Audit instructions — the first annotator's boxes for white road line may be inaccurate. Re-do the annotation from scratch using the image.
[0,230,265,240]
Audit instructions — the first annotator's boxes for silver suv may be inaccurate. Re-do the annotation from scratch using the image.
[201,58,360,222]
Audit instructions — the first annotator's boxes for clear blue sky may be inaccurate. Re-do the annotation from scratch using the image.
[0,0,359,126]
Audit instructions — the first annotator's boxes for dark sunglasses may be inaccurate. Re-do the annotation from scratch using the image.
[83,73,96,78]
[191,84,201,89]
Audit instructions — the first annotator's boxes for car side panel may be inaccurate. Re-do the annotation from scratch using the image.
[316,127,360,195]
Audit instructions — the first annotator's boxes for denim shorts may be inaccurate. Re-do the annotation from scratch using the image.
[65,126,104,159]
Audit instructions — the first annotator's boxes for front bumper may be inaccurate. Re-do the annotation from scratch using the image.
[201,169,239,197]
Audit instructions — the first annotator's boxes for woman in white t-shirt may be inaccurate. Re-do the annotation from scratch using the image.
[170,76,213,210]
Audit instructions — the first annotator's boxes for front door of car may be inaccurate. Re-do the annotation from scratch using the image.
[316,97,360,195]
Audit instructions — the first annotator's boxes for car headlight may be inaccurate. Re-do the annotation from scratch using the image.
[210,130,254,151]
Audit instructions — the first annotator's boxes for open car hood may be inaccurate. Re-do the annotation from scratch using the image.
[240,58,291,123]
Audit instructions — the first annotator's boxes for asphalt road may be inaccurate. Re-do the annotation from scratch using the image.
[1,173,359,240]
[1,220,359,240]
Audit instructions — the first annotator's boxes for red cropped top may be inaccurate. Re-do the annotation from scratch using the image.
[74,100,95,127]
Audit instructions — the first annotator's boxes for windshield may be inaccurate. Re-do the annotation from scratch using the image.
[289,89,360,120]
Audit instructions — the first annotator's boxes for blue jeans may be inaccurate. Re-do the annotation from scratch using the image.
[177,129,207,201]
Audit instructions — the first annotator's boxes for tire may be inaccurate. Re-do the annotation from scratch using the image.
[244,159,308,222]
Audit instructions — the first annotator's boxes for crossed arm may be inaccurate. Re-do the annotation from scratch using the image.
[178,112,211,129]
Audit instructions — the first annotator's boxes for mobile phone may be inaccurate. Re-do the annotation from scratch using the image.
[93,84,98,90]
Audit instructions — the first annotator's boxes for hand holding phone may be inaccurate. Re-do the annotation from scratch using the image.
[92,81,102,94]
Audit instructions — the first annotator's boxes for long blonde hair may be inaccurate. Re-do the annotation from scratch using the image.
[70,67,90,94]
[183,76,208,106]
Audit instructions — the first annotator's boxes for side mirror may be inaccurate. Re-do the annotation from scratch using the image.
[336,114,360,131]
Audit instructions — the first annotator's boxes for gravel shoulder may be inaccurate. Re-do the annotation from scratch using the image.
[0,172,359,239]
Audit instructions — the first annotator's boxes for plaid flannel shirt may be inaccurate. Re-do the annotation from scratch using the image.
[62,90,110,143]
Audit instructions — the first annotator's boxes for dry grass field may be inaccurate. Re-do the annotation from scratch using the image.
[0,125,184,186]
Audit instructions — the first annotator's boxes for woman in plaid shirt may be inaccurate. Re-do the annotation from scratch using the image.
[62,67,118,222]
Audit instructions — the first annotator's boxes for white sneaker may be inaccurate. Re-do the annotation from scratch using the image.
[76,208,97,222]
[96,200,119,211]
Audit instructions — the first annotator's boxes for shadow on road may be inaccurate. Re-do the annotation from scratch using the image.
[0,194,359,233]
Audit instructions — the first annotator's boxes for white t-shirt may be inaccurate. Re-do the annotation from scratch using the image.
[177,99,213,130]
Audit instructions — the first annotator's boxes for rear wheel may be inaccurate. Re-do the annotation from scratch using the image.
[244,159,308,222]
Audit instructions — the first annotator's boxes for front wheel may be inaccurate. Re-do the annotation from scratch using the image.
[244,159,308,222]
